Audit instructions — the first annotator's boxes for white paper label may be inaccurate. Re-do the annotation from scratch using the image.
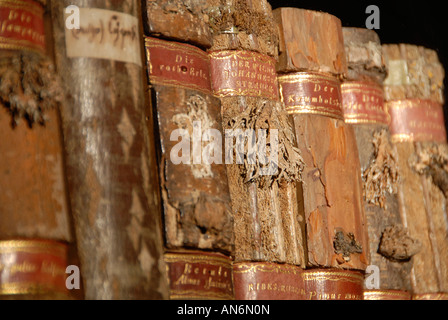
[64,8,142,66]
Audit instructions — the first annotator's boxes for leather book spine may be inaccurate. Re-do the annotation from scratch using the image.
[274,8,369,272]
[142,1,234,299]
[341,27,413,300]
[0,0,73,299]
[50,0,168,299]
[207,0,307,300]
[383,43,448,299]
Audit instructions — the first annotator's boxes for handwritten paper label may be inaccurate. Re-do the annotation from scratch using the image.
[64,8,142,66]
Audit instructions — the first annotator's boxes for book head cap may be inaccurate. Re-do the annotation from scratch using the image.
[342,27,387,84]
[273,7,347,77]
[383,44,445,103]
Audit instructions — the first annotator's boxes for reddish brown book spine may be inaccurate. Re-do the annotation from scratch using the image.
[0,0,73,299]
[274,7,369,270]
[207,0,307,300]
[383,44,448,300]
[341,28,414,300]
[274,7,368,300]
[142,0,234,299]
[50,0,168,299]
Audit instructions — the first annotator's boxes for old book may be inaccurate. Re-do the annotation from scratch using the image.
[341,28,414,300]
[50,0,168,299]
[274,7,368,299]
[207,0,307,300]
[383,44,448,300]
[0,0,74,299]
[142,0,234,300]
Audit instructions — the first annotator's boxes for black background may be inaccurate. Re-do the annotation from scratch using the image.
[268,0,448,126]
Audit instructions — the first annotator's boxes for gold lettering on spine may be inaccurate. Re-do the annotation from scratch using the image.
[341,81,388,124]
[0,240,68,295]
[209,50,279,100]
[278,72,344,120]
[0,0,46,53]
[164,252,233,300]
[145,37,212,95]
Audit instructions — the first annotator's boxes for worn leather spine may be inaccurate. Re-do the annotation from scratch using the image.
[142,0,234,300]
[274,8,369,300]
[274,7,369,271]
[383,44,448,300]
[207,0,307,300]
[0,0,74,299]
[341,28,413,299]
[50,0,168,299]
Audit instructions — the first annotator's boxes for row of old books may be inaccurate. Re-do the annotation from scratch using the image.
[0,0,447,300]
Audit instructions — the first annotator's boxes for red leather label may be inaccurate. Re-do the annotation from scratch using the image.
[164,251,233,300]
[302,269,364,300]
[386,99,447,143]
[0,240,68,295]
[341,81,388,125]
[145,37,212,94]
[209,50,279,100]
[233,263,364,300]
[412,293,448,300]
[278,72,344,120]
[364,289,411,300]
[0,0,45,53]
[233,262,305,300]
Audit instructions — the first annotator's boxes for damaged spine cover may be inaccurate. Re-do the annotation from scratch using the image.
[383,44,448,299]
[142,0,234,300]
[341,27,414,300]
[274,8,369,300]
[207,0,307,300]
[50,0,168,299]
[0,0,74,299]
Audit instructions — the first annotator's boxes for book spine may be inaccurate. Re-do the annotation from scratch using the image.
[341,27,413,299]
[383,44,448,299]
[207,0,307,299]
[142,1,234,299]
[0,0,73,299]
[274,8,369,272]
[49,0,168,299]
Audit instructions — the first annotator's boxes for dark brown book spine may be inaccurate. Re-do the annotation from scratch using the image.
[0,0,73,299]
[207,0,307,300]
[341,27,414,299]
[50,0,168,299]
[142,0,234,300]
[383,44,448,299]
